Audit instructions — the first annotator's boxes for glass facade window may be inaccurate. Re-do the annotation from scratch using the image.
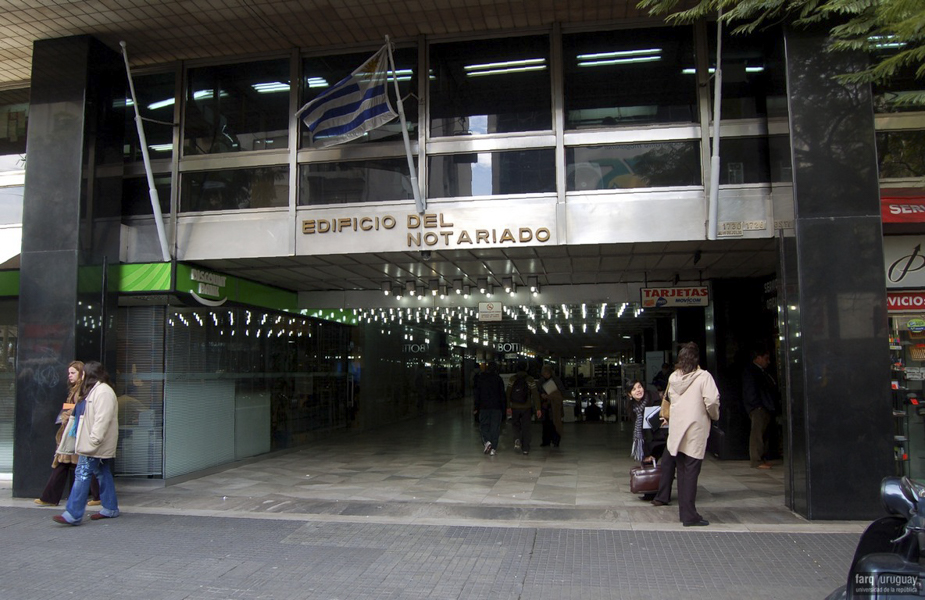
[716,137,771,184]
[184,58,290,155]
[122,72,176,161]
[428,149,556,198]
[566,142,701,190]
[706,25,785,120]
[123,175,171,216]
[563,28,696,129]
[298,158,415,205]
[181,166,289,212]
[877,131,925,178]
[429,36,552,137]
[300,47,418,148]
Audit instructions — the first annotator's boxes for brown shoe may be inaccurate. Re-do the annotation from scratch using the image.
[651,499,670,507]
[34,499,57,507]
[757,463,772,470]
[90,512,117,520]
[87,500,102,506]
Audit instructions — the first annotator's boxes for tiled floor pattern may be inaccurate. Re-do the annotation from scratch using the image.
[3,402,855,532]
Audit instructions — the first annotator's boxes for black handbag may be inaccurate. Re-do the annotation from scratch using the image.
[645,406,662,430]
[630,459,661,494]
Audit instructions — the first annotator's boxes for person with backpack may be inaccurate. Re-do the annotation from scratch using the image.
[506,361,541,455]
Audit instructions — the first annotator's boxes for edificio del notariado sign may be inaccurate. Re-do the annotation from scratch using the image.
[301,212,552,250]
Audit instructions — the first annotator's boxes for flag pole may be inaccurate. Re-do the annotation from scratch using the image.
[120,41,171,262]
[707,10,723,240]
[385,36,425,214]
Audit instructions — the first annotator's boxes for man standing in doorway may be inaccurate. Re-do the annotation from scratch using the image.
[742,344,779,469]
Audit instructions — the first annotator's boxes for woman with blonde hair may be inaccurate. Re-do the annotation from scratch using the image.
[34,361,101,507]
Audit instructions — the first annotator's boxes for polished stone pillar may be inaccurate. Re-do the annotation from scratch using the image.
[13,36,122,498]
[781,26,893,519]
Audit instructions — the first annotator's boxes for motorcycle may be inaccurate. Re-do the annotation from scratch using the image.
[826,476,925,599]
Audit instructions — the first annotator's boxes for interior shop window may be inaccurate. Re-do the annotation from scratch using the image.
[122,71,175,161]
[298,158,416,205]
[122,175,171,216]
[877,131,925,178]
[714,137,771,184]
[184,58,290,155]
[300,46,418,148]
[429,36,552,137]
[566,142,701,190]
[181,166,289,212]
[563,28,696,129]
[428,149,555,198]
[705,24,785,120]
[0,89,28,157]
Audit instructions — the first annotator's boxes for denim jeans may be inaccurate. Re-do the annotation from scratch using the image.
[61,456,119,524]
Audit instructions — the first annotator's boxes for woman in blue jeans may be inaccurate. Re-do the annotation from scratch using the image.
[53,361,120,525]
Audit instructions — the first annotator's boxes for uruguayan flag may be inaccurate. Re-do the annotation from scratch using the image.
[298,44,398,148]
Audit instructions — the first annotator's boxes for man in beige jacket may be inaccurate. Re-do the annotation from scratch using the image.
[53,361,120,525]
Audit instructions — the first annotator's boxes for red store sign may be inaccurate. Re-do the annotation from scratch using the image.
[882,191,925,224]
[888,291,925,312]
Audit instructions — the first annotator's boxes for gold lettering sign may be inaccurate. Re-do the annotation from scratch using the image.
[302,212,551,248]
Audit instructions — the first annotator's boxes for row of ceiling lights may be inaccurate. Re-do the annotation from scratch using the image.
[382,276,540,299]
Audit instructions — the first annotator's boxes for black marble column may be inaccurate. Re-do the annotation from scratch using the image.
[13,36,122,498]
[781,25,893,519]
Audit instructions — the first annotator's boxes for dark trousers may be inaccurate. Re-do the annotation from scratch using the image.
[676,452,704,524]
[39,461,100,505]
[653,450,676,504]
[541,411,560,446]
[511,408,533,451]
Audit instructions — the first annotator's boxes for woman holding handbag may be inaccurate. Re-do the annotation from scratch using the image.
[34,361,100,507]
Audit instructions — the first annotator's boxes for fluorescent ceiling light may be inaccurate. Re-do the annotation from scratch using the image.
[148,144,172,152]
[577,48,662,60]
[252,81,290,93]
[682,66,764,75]
[306,77,329,88]
[147,98,175,110]
[465,58,547,77]
[579,55,660,67]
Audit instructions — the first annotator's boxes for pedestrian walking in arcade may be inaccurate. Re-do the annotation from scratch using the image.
[473,361,506,456]
[34,360,101,508]
[53,361,121,525]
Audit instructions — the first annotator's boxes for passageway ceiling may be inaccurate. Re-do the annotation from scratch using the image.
[194,239,779,359]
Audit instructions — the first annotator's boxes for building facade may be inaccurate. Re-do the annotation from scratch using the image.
[0,4,918,519]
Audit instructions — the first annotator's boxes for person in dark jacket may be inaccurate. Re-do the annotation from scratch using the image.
[742,344,779,469]
[474,361,506,456]
[507,362,541,455]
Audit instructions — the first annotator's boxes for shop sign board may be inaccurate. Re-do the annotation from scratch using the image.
[884,236,925,289]
[888,291,925,312]
[640,286,710,308]
[882,192,925,224]
[479,302,502,322]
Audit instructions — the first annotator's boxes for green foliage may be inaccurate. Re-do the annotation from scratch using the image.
[637,0,925,100]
